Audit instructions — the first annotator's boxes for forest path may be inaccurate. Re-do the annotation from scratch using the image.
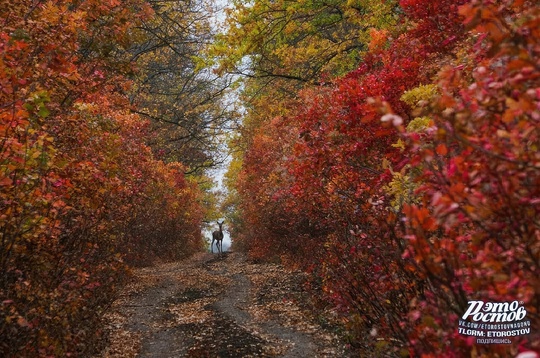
[97,251,350,357]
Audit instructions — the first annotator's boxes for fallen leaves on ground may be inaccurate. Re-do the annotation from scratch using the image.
[96,251,351,357]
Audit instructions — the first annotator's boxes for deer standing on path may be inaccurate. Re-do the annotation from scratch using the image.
[211,221,224,254]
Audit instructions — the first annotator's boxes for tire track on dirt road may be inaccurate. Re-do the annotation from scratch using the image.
[97,252,350,357]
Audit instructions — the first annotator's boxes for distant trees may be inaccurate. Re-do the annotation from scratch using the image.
[130,0,238,173]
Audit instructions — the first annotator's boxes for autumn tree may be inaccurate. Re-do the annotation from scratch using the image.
[218,0,405,247]
[223,0,540,355]
[217,0,531,356]
[0,0,205,355]
[129,0,239,174]
[213,0,399,84]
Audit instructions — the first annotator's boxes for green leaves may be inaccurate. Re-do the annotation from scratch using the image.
[214,0,399,83]
[24,91,51,120]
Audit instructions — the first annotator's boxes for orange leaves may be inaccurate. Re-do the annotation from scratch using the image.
[0,0,205,355]
[0,177,13,186]
[435,143,448,156]
[368,28,389,53]
[403,205,437,231]
[503,96,535,123]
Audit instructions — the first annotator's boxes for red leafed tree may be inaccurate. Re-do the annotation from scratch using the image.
[0,0,204,356]
[230,0,537,355]
[401,1,540,355]
[233,0,472,354]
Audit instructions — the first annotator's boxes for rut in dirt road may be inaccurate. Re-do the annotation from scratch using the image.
[97,252,351,358]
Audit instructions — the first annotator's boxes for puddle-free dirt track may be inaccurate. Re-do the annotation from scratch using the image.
[97,252,351,357]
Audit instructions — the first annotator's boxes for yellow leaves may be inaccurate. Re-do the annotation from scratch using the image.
[406,116,432,133]
[40,1,63,27]
[66,10,88,33]
[283,21,303,36]
[391,138,405,151]
[73,101,98,112]
[213,0,399,83]
[347,0,398,28]
[383,165,419,212]
[273,39,333,70]
[381,157,392,170]
[400,84,439,107]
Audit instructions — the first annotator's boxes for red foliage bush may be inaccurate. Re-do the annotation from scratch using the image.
[0,1,204,356]
[402,1,540,354]
[234,0,539,355]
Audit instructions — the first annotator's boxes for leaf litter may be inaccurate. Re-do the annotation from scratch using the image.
[96,251,352,357]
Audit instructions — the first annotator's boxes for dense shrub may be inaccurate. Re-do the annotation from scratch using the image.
[232,0,539,355]
[0,1,204,355]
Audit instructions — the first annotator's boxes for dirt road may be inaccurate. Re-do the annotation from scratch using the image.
[97,252,351,357]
